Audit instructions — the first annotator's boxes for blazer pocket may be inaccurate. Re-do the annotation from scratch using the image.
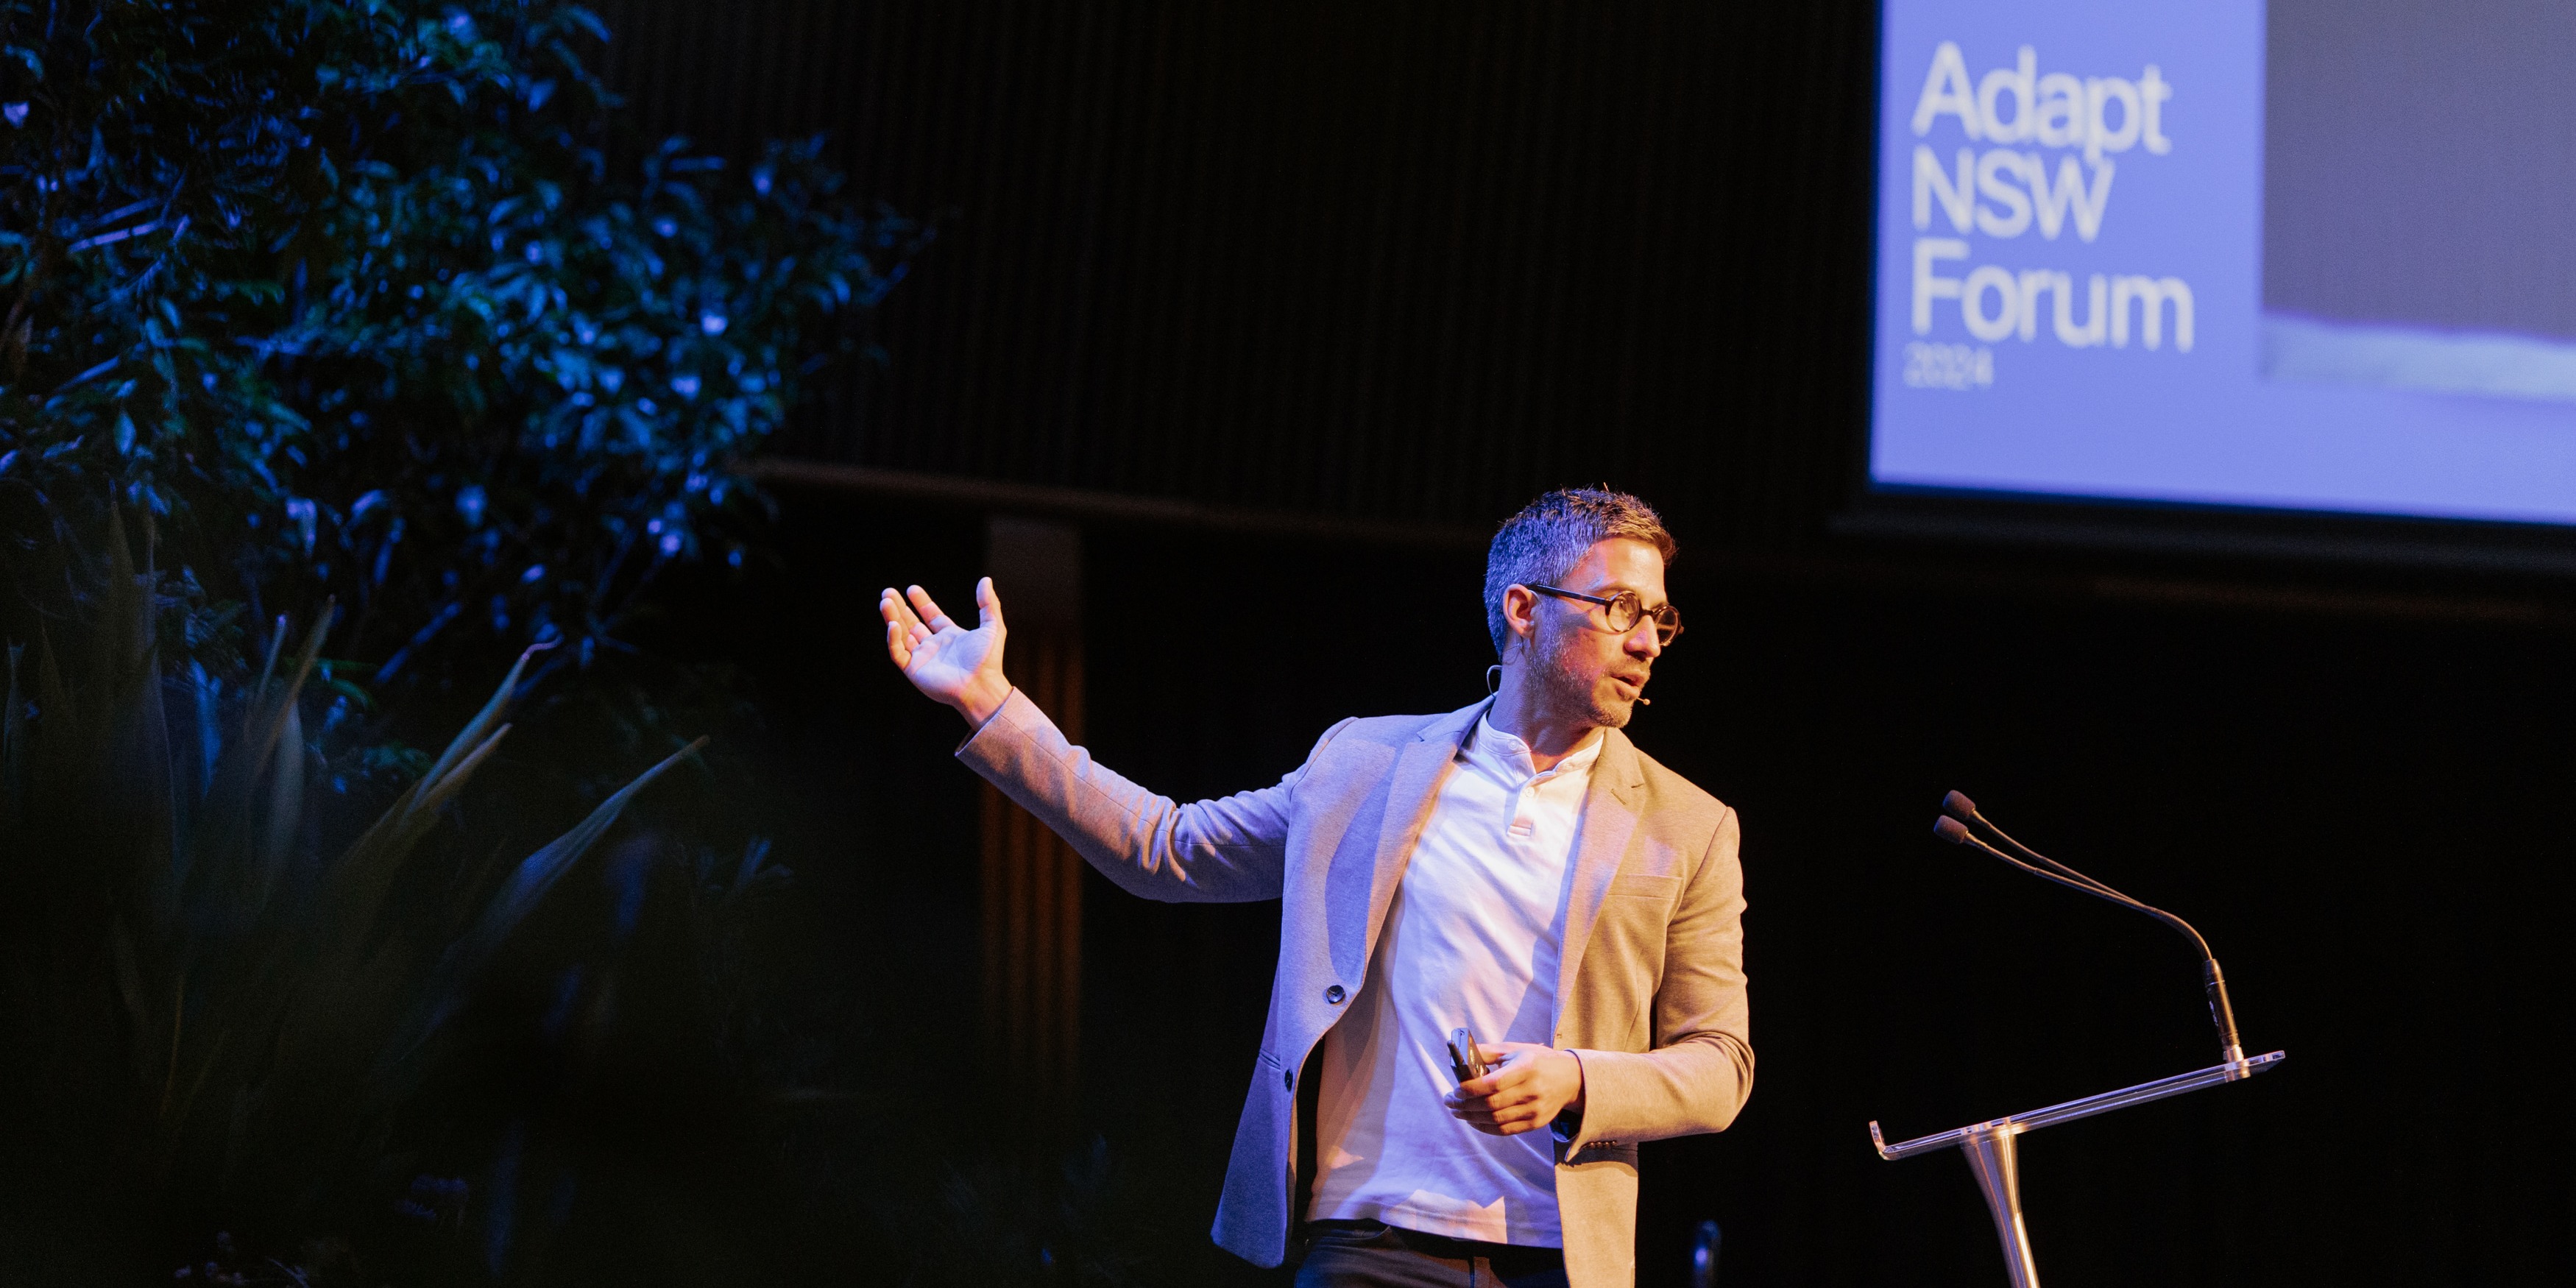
[1607,874,1682,901]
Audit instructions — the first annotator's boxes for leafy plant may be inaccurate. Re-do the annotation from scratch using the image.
[0,514,703,1267]
[0,0,924,692]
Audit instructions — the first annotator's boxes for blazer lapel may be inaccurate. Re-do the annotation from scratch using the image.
[1555,729,1644,1023]
[1358,702,1482,949]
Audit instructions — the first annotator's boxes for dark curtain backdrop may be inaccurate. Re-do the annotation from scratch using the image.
[603,4,2576,1287]
[592,0,1873,548]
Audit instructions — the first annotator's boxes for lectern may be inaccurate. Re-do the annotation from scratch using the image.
[1869,1050,2284,1288]
[1875,793,2287,1288]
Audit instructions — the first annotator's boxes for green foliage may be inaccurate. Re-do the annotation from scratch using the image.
[0,0,924,686]
[0,514,702,1266]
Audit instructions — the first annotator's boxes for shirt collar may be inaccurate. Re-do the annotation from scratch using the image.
[1464,712,1604,784]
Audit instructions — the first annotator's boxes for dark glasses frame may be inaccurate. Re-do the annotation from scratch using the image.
[1526,583,1683,645]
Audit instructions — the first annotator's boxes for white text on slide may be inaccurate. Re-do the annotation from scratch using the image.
[1905,42,2190,354]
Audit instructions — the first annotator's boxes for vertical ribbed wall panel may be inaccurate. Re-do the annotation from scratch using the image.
[592,0,1877,551]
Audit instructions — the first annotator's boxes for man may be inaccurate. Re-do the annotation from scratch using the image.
[878,489,1750,1288]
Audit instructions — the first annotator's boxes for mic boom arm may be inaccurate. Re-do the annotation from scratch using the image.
[1934,791,2245,1065]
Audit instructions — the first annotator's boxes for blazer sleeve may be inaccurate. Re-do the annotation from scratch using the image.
[955,687,1351,904]
[1561,804,1755,1149]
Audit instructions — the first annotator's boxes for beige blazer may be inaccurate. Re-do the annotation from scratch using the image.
[958,690,1752,1288]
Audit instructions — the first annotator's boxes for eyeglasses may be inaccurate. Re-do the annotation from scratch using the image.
[1527,584,1684,645]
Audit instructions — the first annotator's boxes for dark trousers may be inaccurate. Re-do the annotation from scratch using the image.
[1292,1220,1571,1288]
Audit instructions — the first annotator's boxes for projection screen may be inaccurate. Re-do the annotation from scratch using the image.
[1867,1,2576,533]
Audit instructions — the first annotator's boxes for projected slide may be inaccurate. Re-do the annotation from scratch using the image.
[1869,1,2576,526]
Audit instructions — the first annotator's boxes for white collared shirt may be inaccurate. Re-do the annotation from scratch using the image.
[1308,713,1601,1246]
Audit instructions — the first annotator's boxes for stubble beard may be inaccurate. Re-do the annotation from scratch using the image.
[1535,629,1635,730]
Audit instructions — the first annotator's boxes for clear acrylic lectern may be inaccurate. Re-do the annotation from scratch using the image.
[1868,1050,2284,1288]
[1891,790,2290,1288]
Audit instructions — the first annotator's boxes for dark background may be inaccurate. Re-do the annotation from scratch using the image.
[606,3,2575,1285]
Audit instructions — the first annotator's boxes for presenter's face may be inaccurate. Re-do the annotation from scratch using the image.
[1534,537,1669,729]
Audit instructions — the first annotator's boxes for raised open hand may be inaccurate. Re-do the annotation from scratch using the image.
[880,578,1013,727]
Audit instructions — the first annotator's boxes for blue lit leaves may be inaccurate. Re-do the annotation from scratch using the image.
[0,0,928,689]
[286,498,319,553]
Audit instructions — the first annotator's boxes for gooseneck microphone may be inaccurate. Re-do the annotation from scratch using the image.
[1933,790,2246,1065]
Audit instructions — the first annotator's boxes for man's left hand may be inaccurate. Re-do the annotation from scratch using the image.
[1444,1042,1585,1137]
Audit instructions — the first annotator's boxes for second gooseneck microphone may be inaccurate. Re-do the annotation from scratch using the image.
[1932,790,2246,1064]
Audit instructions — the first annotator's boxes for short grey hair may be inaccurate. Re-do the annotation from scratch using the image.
[1483,488,1677,658]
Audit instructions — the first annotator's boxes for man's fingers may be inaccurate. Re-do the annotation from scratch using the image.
[975,576,1006,632]
[1454,1105,1545,1133]
[880,588,923,633]
[881,591,929,649]
[1447,1086,1542,1118]
[906,584,955,631]
[883,580,1002,636]
[1457,1066,1535,1100]
[885,619,910,667]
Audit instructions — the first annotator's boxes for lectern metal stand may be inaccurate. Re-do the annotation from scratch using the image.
[1869,1050,2286,1288]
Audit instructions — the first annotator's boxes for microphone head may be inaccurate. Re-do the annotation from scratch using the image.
[1942,790,1978,821]
[1933,815,1974,845]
